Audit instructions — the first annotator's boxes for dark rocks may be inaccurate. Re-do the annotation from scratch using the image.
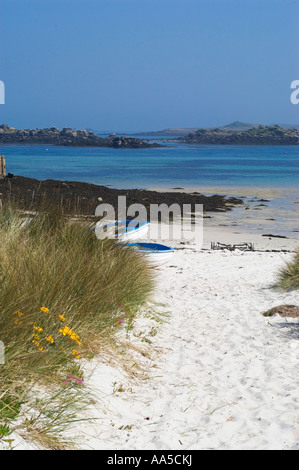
[261,305,299,318]
[262,234,288,238]
[0,125,161,149]
[0,175,244,216]
[178,124,299,145]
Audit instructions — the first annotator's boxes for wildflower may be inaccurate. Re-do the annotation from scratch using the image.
[32,333,40,340]
[38,346,44,351]
[64,375,83,385]
[15,311,23,316]
[46,335,54,344]
[59,326,72,337]
[74,378,83,385]
[33,325,43,333]
[40,307,49,313]
[119,319,124,324]
[72,350,80,359]
[59,326,81,345]
[59,315,66,322]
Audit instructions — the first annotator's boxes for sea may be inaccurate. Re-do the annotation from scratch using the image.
[1,138,298,237]
[1,138,298,190]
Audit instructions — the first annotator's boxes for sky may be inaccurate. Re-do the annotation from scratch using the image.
[0,0,298,132]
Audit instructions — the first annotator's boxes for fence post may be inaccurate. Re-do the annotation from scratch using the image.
[0,155,6,178]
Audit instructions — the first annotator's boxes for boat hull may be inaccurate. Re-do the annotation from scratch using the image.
[94,220,149,241]
[128,242,175,266]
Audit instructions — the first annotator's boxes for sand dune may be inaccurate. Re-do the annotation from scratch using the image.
[3,226,298,451]
[70,239,299,450]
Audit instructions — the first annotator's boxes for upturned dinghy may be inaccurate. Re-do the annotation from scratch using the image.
[128,242,174,266]
[94,220,150,241]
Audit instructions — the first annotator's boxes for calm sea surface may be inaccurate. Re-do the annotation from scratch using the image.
[0,141,298,190]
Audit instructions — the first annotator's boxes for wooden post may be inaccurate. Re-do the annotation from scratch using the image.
[0,155,6,178]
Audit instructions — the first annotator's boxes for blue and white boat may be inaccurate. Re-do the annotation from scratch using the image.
[94,220,150,241]
[128,242,175,266]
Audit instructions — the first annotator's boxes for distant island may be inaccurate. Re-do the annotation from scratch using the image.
[134,121,299,140]
[1,123,298,147]
[177,124,299,145]
[0,124,161,148]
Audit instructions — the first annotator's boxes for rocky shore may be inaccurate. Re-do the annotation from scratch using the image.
[0,124,160,148]
[0,175,243,216]
[177,124,299,145]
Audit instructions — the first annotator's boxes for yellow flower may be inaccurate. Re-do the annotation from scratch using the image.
[72,350,80,359]
[33,325,43,332]
[15,310,23,316]
[59,326,70,336]
[38,346,44,351]
[46,335,54,344]
[59,315,66,322]
[59,326,82,346]
[40,307,49,313]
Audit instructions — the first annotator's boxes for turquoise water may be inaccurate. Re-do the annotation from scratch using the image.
[0,142,298,189]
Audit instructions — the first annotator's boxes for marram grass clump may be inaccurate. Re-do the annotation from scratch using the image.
[275,247,299,291]
[0,204,154,448]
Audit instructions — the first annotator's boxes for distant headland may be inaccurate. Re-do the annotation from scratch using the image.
[134,121,299,144]
[0,124,161,148]
[177,124,299,145]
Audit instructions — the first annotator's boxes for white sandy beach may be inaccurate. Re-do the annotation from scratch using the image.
[2,201,299,451]
[63,230,298,451]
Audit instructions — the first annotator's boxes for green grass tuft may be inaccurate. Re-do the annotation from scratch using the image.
[0,203,155,448]
[275,248,299,291]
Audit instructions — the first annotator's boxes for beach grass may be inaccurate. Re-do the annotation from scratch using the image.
[0,203,154,448]
[275,247,299,291]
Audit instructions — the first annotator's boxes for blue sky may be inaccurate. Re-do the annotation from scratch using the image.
[0,0,298,131]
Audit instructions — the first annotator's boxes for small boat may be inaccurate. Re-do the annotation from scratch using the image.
[128,242,175,266]
[94,220,150,241]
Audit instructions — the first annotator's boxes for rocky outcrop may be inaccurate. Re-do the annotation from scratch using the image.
[0,175,243,216]
[261,305,299,318]
[0,125,161,148]
[178,125,299,145]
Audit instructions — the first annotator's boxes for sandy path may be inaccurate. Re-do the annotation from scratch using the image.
[72,248,298,450]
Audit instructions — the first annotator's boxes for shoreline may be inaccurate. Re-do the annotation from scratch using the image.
[148,184,299,197]
[0,174,244,215]
[0,174,298,248]
[146,185,299,247]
